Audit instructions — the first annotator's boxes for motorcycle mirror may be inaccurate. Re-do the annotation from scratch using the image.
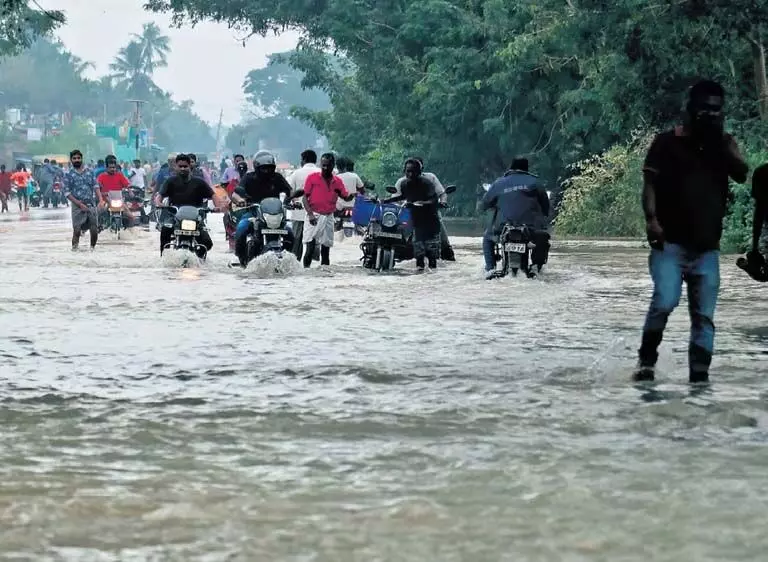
[444,185,457,194]
[385,186,397,194]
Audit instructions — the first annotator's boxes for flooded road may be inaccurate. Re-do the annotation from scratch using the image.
[1,207,767,561]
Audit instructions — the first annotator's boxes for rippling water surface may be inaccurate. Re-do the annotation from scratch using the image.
[1,208,767,561]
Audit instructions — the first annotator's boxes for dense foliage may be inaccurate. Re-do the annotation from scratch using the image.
[0,0,62,56]
[146,0,768,246]
[0,25,216,156]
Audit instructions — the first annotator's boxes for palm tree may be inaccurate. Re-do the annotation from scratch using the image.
[109,40,160,99]
[132,23,170,75]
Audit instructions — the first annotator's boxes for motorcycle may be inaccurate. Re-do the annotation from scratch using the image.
[491,223,539,279]
[46,180,65,208]
[355,185,456,271]
[123,187,150,226]
[232,197,294,267]
[28,180,42,208]
[334,207,355,238]
[162,205,212,262]
[482,183,551,279]
[105,191,126,240]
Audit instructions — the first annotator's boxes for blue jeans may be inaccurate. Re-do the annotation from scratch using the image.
[639,243,720,373]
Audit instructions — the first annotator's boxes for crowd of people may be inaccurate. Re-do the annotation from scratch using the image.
[4,77,768,383]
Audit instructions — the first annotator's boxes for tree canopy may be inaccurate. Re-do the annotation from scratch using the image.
[146,0,768,221]
[0,0,63,57]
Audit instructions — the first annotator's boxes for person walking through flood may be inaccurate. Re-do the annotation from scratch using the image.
[634,80,748,383]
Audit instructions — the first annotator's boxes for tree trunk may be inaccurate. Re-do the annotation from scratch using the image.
[750,30,768,120]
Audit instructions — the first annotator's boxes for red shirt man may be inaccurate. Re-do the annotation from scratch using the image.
[97,165,130,195]
[0,166,11,195]
[303,170,350,215]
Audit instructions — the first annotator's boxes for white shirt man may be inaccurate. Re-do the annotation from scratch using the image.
[129,164,146,189]
[287,162,320,193]
[336,171,364,210]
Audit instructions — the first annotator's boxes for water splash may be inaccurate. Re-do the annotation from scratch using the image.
[241,251,303,278]
[161,249,203,269]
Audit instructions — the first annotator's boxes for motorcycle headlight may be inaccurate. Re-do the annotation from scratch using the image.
[264,213,283,229]
[109,200,122,209]
[381,211,397,228]
[180,219,197,231]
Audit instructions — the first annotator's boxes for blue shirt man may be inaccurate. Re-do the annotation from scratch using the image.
[479,157,550,278]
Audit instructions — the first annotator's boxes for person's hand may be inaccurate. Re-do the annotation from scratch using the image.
[79,202,89,212]
[308,213,317,226]
[646,216,664,249]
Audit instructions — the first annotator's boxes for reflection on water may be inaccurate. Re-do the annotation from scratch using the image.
[1,206,767,561]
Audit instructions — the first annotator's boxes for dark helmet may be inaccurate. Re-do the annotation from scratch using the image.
[253,151,276,169]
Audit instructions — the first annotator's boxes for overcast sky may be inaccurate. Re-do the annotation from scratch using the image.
[37,0,299,125]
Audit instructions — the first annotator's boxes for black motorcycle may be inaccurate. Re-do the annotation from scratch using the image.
[233,197,294,267]
[491,223,539,278]
[162,205,212,261]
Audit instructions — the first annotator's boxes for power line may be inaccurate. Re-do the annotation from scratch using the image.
[27,0,65,23]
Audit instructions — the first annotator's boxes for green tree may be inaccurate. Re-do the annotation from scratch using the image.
[132,22,170,74]
[0,0,63,56]
[109,40,162,100]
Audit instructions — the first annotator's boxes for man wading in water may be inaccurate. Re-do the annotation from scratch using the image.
[64,150,103,250]
[302,153,354,268]
[634,80,748,383]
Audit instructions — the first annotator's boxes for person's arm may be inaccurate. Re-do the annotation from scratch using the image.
[479,183,497,211]
[154,179,169,207]
[642,135,666,244]
[95,176,104,208]
[383,194,406,204]
[724,135,749,184]
[302,179,316,223]
[63,174,85,210]
[427,172,448,204]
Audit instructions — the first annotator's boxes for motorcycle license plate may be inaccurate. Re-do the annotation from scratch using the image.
[342,221,354,228]
[174,229,199,236]
[504,243,526,253]
[261,228,288,235]
[376,231,402,239]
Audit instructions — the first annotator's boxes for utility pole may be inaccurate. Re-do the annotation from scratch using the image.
[127,99,146,160]
[214,108,224,161]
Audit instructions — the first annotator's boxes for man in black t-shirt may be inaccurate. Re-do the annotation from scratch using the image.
[154,153,215,255]
[635,80,748,384]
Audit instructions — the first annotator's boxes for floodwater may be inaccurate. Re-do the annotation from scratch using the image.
[0,207,767,562]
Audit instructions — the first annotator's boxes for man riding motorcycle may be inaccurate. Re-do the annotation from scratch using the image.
[97,155,135,228]
[393,157,455,260]
[480,157,550,279]
[232,151,295,266]
[154,153,215,255]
